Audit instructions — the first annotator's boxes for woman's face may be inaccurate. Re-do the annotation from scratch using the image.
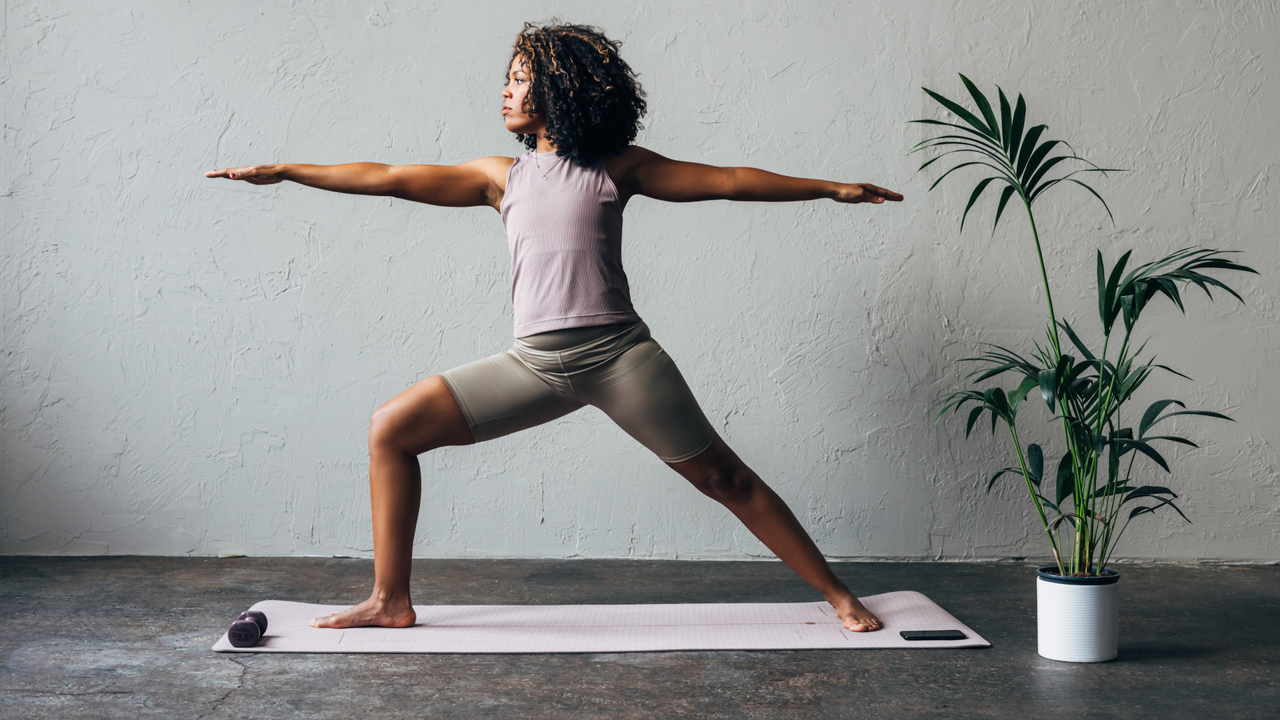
[502,57,544,136]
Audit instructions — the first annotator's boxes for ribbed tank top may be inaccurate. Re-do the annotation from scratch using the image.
[500,151,641,338]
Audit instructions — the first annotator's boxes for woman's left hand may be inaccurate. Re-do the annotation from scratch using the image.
[833,183,904,204]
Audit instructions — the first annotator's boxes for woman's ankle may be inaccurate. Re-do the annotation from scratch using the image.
[369,586,413,607]
[820,581,854,603]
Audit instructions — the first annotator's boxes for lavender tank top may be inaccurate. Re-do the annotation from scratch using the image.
[500,151,641,338]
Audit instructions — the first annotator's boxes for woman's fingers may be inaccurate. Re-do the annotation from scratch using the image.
[862,184,904,202]
[204,166,252,179]
[205,165,285,185]
[841,183,903,204]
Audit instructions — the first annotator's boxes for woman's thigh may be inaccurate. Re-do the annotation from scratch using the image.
[372,375,476,455]
[439,350,584,443]
[575,339,718,463]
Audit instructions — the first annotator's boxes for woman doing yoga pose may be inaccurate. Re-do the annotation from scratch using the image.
[206,22,903,632]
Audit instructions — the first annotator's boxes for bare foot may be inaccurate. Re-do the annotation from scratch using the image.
[827,591,882,632]
[310,596,417,629]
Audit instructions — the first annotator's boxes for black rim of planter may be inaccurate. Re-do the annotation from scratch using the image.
[1036,566,1121,585]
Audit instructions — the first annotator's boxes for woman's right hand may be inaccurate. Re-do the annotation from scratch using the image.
[204,164,288,185]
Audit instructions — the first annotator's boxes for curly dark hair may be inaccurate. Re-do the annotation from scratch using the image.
[510,22,647,166]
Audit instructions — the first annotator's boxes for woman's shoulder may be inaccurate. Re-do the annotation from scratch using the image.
[604,145,658,179]
[608,144,655,166]
[605,145,668,194]
[471,155,520,171]
[458,155,519,193]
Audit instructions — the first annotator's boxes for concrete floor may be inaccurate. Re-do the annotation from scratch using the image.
[0,558,1276,719]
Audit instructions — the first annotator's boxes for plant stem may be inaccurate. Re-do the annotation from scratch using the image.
[1023,201,1062,360]
[1088,330,1132,573]
[1019,196,1085,570]
[1021,197,1095,572]
[1008,424,1064,575]
[1087,333,1114,546]
[1097,451,1138,571]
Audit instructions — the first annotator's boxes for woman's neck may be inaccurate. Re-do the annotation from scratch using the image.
[535,132,556,154]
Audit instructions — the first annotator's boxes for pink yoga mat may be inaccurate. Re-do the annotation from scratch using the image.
[212,591,988,653]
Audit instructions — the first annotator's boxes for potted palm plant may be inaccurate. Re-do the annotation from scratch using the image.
[912,76,1256,662]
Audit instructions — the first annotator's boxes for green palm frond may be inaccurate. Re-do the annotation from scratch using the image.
[909,74,1122,235]
[1096,247,1259,335]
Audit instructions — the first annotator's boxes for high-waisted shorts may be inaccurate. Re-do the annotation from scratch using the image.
[439,321,717,463]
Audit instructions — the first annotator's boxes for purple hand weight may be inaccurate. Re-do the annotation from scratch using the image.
[238,610,268,635]
[227,618,261,648]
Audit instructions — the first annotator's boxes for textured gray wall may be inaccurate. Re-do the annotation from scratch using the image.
[3,1,1277,561]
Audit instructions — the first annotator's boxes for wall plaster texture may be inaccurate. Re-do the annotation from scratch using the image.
[2,1,1277,561]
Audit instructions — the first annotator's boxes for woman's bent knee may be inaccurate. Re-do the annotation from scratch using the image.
[369,403,411,455]
[684,461,755,505]
[669,438,753,504]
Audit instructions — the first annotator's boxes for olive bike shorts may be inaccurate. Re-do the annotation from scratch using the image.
[439,321,717,463]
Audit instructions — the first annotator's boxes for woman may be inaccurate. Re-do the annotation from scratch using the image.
[206,22,902,632]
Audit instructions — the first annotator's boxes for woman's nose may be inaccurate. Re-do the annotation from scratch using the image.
[502,86,512,99]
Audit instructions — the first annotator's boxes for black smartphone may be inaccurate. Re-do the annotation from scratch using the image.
[900,630,967,641]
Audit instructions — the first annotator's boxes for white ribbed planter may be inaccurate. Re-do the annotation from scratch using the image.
[1036,567,1119,663]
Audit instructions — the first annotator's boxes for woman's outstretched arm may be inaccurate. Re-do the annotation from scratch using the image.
[204,157,514,209]
[609,146,902,205]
